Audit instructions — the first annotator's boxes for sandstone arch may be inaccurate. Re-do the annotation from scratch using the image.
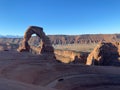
[17,26,54,54]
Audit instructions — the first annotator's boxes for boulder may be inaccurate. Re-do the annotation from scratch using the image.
[86,42,120,66]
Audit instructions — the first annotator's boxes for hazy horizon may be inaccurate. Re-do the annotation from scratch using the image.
[0,0,120,35]
[0,33,120,37]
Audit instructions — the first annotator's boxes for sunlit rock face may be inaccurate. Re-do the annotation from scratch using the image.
[86,42,120,66]
[17,26,54,54]
[54,49,88,64]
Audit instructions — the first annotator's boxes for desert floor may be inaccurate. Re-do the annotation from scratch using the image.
[0,50,120,90]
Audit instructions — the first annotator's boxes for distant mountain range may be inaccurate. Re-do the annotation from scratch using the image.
[0,35,22,38]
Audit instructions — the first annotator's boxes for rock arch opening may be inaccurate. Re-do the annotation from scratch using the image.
[28,34,41,47]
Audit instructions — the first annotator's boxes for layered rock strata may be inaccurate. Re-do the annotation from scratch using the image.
[86,42,120,66]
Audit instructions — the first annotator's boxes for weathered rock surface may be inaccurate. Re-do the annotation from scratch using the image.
[17,26,54,54]
[16,26,89,64]
[54,49,88,64]
[0,51,120,90]
[86,42,120,66]
[1,34,120,45]
[29,46,88,64]
[0,78,57,90]
[48,34,120,44]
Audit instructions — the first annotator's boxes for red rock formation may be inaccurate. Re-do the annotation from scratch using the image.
[54,49,88,64]
[86,42,120,66]
[17,26,54,54]
[48,34,120,44]
[1,34,120,45]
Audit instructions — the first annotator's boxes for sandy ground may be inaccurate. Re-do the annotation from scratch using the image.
[0,50,120,90]
[0,78,57,90]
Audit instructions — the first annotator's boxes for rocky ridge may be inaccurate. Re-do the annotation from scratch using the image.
[0,34,120,45]
[1,34,120,64]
